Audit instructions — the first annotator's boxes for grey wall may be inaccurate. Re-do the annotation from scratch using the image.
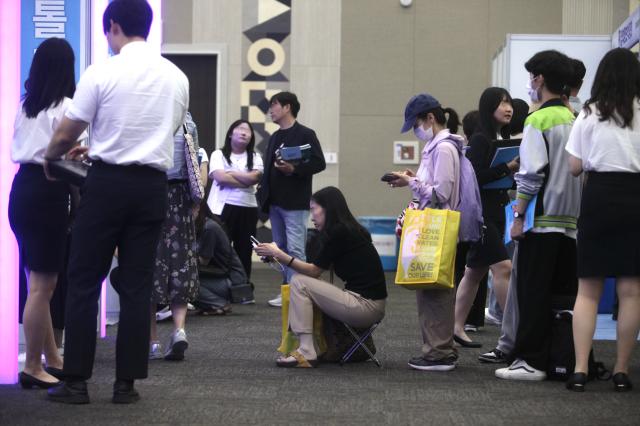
[339,0,563,217]
[161,0,627,218]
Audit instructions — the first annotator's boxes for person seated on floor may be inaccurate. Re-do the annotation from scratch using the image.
[194,203,254,315]
[254,186,387,368]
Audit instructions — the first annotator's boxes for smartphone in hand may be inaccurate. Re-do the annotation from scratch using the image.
[381,173,396,182]
[250,235,272,263]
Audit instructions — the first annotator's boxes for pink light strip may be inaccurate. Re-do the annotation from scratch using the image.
[0,0,21,385]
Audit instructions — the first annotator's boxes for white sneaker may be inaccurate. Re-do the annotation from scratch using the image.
[268,294,282,307]
[484,308,502,326]
[155,306,172,321]
[164,328,188,361]
[495,359,546,381]
[149,341,163,360]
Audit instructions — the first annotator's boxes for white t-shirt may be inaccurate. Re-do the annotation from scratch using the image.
[566,105,640,172]
[206,150,264,214]
[66,41,189,171]
[12,98,77,165]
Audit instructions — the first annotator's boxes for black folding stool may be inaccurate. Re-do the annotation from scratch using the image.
[339,321,382,367]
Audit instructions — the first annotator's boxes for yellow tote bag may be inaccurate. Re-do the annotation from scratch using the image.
[277,284,327,355]
[395,207,460,290]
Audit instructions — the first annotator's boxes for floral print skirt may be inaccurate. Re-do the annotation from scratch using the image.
[152,182,199,304]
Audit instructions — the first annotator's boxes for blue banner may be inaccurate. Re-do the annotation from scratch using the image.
[21,0,84,96]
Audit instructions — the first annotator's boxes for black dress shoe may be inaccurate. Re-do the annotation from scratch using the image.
[453,334,482,348]
[612,372,633,392]
[18,372,60,389]
[47,381,90,404]
[112,379,140,404]
[44,366,65,381]
[566,372,588,392]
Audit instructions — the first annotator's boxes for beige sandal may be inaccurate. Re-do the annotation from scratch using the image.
[276,350,318,368]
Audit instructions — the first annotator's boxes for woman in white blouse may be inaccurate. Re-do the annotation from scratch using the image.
[206,120,263,279]
[566,48,640,392]
[9,38,78,389]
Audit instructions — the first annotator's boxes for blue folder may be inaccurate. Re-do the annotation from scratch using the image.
[483,146,520,190]
[504,195,537,245]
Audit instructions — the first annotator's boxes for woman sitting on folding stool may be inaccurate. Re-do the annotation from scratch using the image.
[254,186,387,368]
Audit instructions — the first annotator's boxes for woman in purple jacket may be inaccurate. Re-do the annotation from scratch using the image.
[388,93,482,371]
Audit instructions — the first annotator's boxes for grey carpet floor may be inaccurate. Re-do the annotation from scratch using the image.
[1,267,639,425]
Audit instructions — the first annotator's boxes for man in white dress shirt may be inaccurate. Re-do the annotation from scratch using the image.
[43,0,189,404]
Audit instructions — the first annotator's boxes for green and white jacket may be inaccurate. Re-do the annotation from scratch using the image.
[514,99,581,235]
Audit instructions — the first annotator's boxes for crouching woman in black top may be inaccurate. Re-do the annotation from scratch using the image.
[254,186,387,368]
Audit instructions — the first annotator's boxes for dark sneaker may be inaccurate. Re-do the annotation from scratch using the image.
[408,355,456,371]
[47,380,90,404]
[478,348,508,364]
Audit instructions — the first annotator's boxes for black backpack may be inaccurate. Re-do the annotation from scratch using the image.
[547,310,610,381]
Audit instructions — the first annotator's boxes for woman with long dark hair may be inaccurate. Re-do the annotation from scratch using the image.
[254,186,387,368]
[566,48,640,392]
[206,119,263,279]
[453,87,517,348]
[9,38,78,389]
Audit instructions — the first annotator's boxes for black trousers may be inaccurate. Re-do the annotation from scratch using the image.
[62,162,167,381]
[219,204,258,279]
[511,232,577,371]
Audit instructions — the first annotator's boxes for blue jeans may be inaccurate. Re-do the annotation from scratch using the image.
[269,205,309,283]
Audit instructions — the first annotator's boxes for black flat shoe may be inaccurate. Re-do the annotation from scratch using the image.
[612,372,633,392]
[112,379,140,404]
[47,381,90,404]
[566,372,587,392]
[44,366,65,381]
[454,334,482,348]
[19,372,60,389]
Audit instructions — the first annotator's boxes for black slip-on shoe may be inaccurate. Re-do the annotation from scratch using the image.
[613,372,633,392]
[453,334,482,348]
[44,366,65,381]
[47,381,90,404]
[566,372,588,392]
[112,379,140,404]
[18,372,60,389]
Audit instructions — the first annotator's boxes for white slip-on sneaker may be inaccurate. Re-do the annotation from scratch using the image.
[495,358,546,381]
[268,294,282,307]
[155,306,172,322]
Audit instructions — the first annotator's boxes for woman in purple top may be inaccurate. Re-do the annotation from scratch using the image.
[388,93,482,371]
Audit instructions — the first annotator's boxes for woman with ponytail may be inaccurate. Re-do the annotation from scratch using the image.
[388,93,482,371]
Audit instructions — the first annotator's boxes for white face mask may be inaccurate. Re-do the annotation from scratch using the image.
[526,78,540,103]
[569,96,582,113]
[414,124,434,143]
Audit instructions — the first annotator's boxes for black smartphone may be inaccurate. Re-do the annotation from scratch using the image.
[381,173,396,182]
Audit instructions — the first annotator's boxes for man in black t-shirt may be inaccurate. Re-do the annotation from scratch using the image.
[256,92,325,306]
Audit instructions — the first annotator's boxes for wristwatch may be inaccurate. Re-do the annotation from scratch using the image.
[513,211,524,220]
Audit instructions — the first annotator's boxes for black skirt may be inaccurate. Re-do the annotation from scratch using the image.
[8,164,70,272]
[577,171,640,277]
[466,220,510,268]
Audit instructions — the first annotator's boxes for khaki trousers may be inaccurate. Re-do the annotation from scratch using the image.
[288,274,385,334]
[416,287,457,361]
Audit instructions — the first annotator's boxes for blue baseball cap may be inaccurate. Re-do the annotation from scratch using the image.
[401,93,441,133]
